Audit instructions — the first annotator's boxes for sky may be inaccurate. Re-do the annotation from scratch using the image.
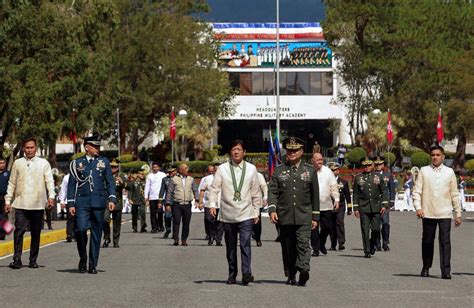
[196,0,326,23]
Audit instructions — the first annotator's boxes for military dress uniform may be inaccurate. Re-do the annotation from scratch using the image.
[329,163,352,250]
[374,157,395,251]
[102,159,125,248]
[67,135,116,273]
[268,137,320,286]
[158,168,176,239]
[0,167,11,240]
[126,173,147,232]
[352,159,389,258]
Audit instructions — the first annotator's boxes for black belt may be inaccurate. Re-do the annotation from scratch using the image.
[176,202,192,205]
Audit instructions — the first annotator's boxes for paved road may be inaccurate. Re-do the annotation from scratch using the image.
[1,212,473,307]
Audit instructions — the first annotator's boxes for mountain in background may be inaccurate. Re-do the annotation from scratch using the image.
[196,0,325,23]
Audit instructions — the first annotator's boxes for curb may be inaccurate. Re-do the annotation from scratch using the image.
[0,228,66,258]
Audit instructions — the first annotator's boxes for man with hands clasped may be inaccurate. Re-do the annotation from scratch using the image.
[413,144,462,280]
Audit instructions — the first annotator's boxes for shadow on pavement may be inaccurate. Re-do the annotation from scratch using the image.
[57,269,105,274]
[338,254,367,258]
[452,272,474,276]
[194,280,228,284]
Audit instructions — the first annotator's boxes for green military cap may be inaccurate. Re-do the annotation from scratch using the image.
[374,156,385,165]
[328,162,340,171]
[283,137,305,150]
[110,158,121,167]
[361,157,373,166]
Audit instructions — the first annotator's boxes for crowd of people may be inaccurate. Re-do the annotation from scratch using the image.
[0,136,464,284]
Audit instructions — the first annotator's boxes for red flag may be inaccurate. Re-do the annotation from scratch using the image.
[170,109,176,141]
[387,110,393,144]
[69,132,77,144]
[437,109,443,143]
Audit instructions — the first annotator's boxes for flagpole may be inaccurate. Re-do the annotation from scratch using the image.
[275,0,281,141]
[116,108,121,173]
[171,106,174,166]
[387,108,390,170]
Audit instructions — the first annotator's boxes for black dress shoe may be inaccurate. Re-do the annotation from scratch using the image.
[78,260,87,273]
[320,246,327,255]
[173,241,179,246]
[242,274,254,286]
[28,262,39,269]
[102,239,110,248]
[376,247,382,251]
[441,273,451,279]
[9,260,22,269]
[140,228,147,233]
[181,240,188,246]
[216,241,223,246]
[329,246,337,251]
[383,245,390,251]
[256,241,262,247]
[163,232,170,239]
[364,253,371,258]
[286,277,297,285]
[88,268,98,274]
[150,229,157,234]
[298,271,309,286]
[208,238,214,246]
[66,236,73,243]
[370,247,376,255]
[205,235,211,240]
[226,277,236,285]
[132,229,138,233]
[420,268,429,277]
[311,251,319,257]
[113,243,120,248]
[338,244,345,251]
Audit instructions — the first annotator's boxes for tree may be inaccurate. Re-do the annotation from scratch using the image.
[110,0,234,155]
[0,0,118,165]
[323,1,473,157]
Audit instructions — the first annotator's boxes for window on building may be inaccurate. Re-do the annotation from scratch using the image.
[296,72,310,95]
[322,72,333,95]
[310,72,322,95]
[286,72,297,95]
[252,72,264,95]
[279,72,287,95]
[228,72,240,90]
[240,73,252,95]
[263,72,275,95]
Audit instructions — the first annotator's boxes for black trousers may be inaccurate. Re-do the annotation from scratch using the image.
[311,210,332,251]
[149,200,159,231]
[164,211,172,234]
[330,204,346,248]
[157,205,164,231]
[422,218,451,274]
[131,204,146,231]
[13,209,44,263]
[66,205,75,239]
[0,197,6,239]
[252,209,263,241]
[205,208,224,242]
[204,208,212,237]
[172,203,192,241]
[103,209,122,245]
[224,219,253,278]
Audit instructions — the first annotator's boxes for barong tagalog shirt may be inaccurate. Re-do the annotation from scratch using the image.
[5,156,55,210]
[208,160,261,223]
[317,165,339,211]
[412,164,461,219]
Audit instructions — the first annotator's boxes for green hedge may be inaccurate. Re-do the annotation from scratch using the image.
[70,152,85,161]
[382,152,396,166]
[346,147,367,165]
[118,153,134,163]
[121,161,148,172]
[411,151,430,167]
[465,159,474,172]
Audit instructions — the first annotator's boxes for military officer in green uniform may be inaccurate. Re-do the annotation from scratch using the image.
[268,137,320,287]
[102,159,125,248]
[126,170,147,233]
[353,158,389,258]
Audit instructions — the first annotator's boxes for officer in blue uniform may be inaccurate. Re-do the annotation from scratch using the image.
[0,157,10,240]
[67,134,116,274]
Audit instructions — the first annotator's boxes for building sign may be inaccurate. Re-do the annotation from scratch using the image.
[218,41,332,68]
[237,106,307,119]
